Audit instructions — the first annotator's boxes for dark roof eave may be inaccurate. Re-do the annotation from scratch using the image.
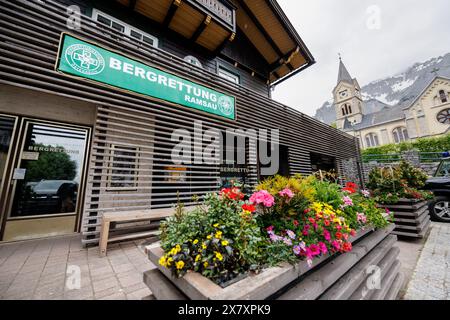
[270,59,316,87]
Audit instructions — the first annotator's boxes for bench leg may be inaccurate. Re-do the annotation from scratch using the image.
[99,221,110,258]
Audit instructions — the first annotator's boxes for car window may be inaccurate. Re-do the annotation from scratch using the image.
[436,160,450,177]
[34,180,65,191]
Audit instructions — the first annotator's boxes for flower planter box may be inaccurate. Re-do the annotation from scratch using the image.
[379,199,431,238]
[143,224,403,300]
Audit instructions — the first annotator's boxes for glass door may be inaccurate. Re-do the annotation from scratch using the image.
[2,119,90,241]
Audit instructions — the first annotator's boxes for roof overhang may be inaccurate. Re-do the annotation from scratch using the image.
[116,0,314,84]
[232,0,315,85]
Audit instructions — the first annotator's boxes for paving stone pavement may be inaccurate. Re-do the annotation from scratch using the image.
[0,235,156,300]
[404,222,450,300]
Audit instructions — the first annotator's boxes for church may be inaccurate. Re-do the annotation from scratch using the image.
[333,59,450,149]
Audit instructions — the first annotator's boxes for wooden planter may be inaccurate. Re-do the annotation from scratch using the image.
[379,199,431,238]
[143,224,403,300]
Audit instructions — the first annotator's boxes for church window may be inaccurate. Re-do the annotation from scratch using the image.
[392,127,409,143]
[437,109,450,124]
[439,90,448,103]
[365,133,379,148]
[348,105,352,114]
[342,107,346,116]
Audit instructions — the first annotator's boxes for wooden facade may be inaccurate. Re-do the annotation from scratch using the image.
[0,0,363,244]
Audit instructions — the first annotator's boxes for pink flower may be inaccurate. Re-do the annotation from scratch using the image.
[342,196,353,207]
[323,229,331,242]
[283,237,293,246]
[250,190,275,208]
[357,213,367,224]
[361,190,370,198]
[307,258,313,268]
[309,244,321,256]
[266,226,274,233]
[318,242,328,254]
[279,188,294,199]
[331,240,341,251]
[293,245,302,255]
[286,230,296,240]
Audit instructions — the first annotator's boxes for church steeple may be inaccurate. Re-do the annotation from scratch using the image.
[337,57,353,84]
[333,56,364,130]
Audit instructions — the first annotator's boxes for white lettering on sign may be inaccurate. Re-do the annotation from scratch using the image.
[108,57,220,108]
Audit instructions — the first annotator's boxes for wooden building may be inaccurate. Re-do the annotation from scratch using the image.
[0,0,362,244]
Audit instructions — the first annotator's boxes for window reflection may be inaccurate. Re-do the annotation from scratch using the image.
[10,122,88,217]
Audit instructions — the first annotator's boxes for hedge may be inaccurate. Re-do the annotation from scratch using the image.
[362,133,450,157]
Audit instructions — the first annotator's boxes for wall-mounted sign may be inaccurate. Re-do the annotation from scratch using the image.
[56,34,236,120]
[12,168,26,180]
[22,151,40,161]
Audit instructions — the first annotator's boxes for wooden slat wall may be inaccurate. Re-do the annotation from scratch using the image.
[0,0,362,245]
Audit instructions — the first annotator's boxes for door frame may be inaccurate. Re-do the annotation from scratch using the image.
[0,114,20,239]
[0,116,92,241]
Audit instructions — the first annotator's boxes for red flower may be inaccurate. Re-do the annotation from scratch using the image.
[324,220,330,227]
[221,187,244,201]
[342,242,352,252]
[293,220,299,227]
[304,208,312,214]
[335,232,343,240]
[343,182,358,194]
[350,229,356,237]
[242,203,256,213]
[308,217,316,224]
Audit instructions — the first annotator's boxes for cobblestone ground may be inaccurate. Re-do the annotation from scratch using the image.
[404,222,450,300]
[0,235,155,300]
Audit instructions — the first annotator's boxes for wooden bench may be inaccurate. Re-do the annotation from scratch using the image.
[99,206,194,257]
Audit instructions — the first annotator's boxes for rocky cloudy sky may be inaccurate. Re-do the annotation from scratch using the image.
[272,0,450,116]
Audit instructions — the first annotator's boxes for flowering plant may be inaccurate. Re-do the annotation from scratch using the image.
[367,161,433,204]
[159,175,392,285]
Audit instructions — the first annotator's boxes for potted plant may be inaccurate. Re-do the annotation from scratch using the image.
[144,175,402,300]
[367,161,433,238]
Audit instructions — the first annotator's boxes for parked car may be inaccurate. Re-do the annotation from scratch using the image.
[424,157,450,222]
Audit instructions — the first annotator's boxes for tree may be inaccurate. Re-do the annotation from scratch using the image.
[25,144,77,181]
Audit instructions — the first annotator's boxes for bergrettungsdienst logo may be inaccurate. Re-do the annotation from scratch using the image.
[218,96,234,117]
[64,44,105,75]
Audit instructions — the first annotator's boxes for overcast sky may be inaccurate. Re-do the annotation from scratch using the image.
[272,0,450,117]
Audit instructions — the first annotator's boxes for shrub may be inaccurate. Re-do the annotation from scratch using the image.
[367,161,433,204]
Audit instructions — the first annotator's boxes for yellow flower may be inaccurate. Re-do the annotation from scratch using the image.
[176,261,185,270]
[213,223,219,228]
[159,256,167,267]
[215,231,223,239]
[167,257,173,266]
[221,240,229,246]
[203,262,209,268]
[207,235,212,240]
[202,243,207,250]
[195,254,201,262]
[175,244,181,252]
[215,252,223,261]
[193,239,199,245]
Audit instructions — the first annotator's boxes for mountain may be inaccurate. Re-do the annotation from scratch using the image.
[314,53,450,124]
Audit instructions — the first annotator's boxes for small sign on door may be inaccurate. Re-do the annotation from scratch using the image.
[22,151,40,161]
[12,168,26,180]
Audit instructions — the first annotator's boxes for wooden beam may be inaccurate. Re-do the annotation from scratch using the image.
[213,31,235,55]
[163,0,182,28]
[238,0,294,70]
[191,15,211,42]
[269,46,299,73]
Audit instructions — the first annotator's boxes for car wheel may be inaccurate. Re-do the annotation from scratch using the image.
[429,196,450,222]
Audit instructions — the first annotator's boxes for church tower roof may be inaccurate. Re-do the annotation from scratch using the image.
[337,57,353,84]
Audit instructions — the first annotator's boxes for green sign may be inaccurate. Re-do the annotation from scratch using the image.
[56,34,236,120]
